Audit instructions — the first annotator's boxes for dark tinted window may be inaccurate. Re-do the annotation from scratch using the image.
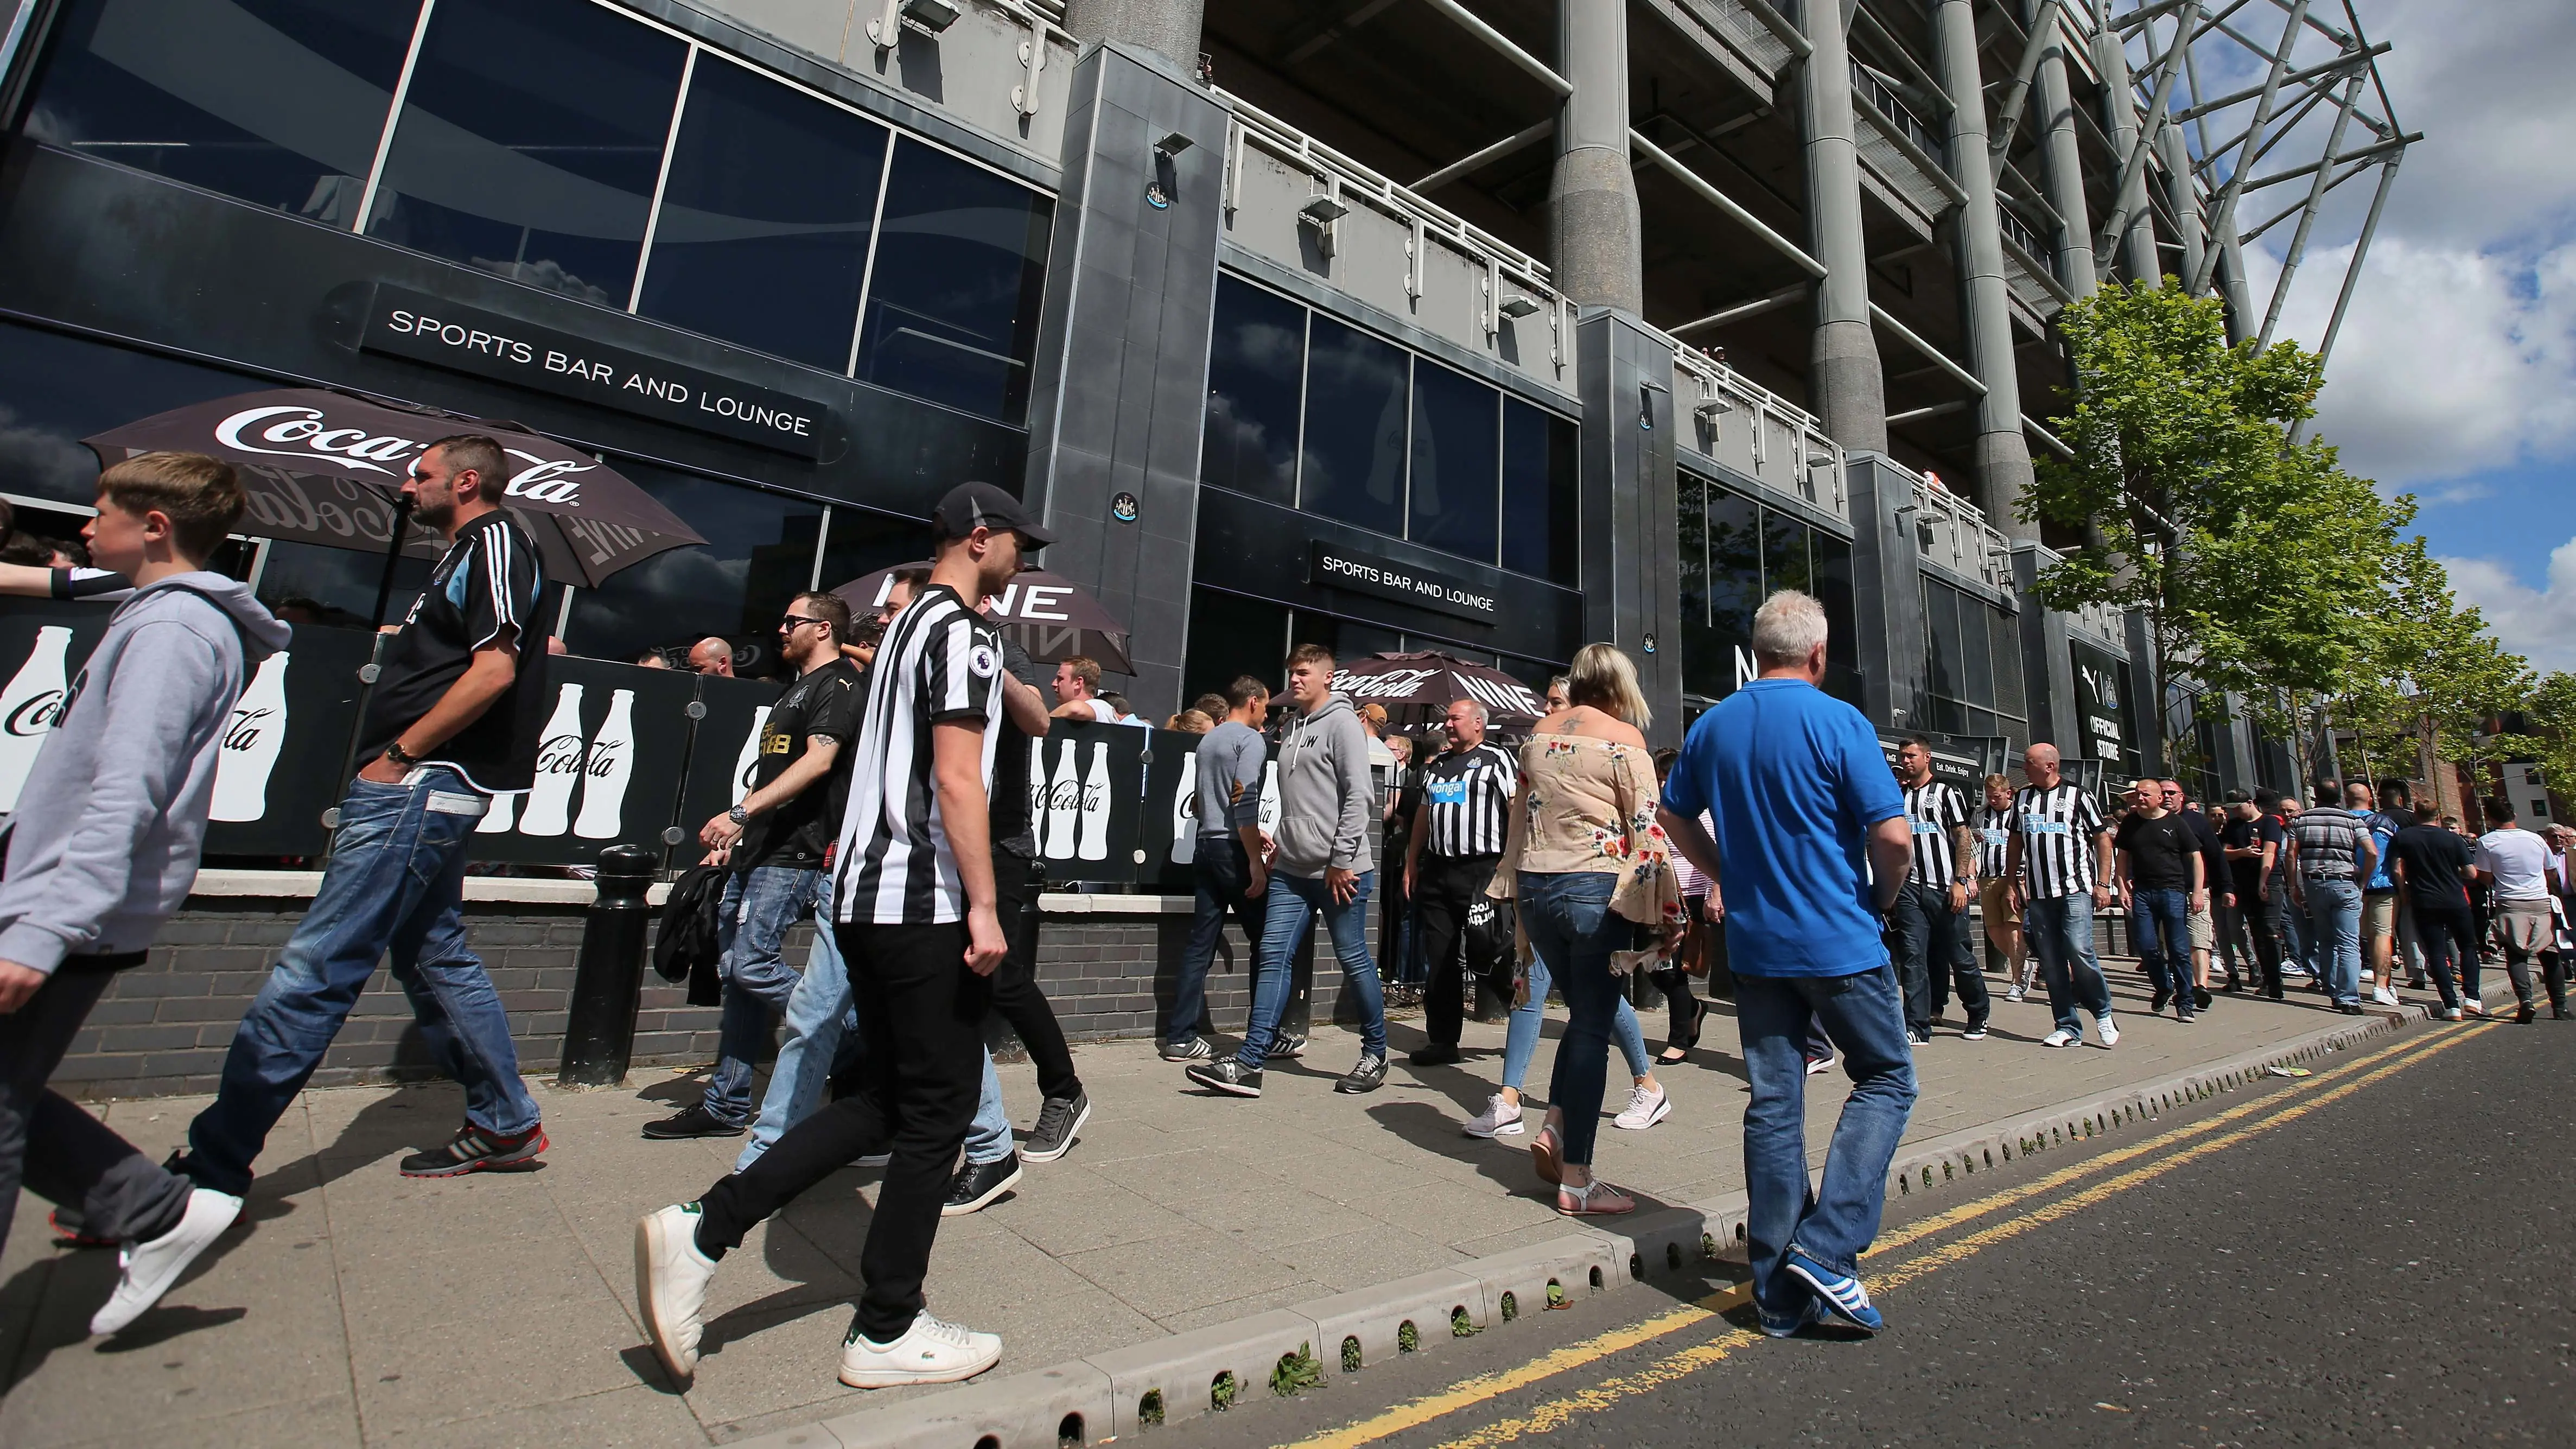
[1923,579,1961,701]
[1704,486,1761,641]
[815,504,933,597]
[1960,592,1995,708]
[1201,275,1303,505]
[1292,611,1401,665]
[1813,532,1861,704]
[1299,317,1407,536]
[1184,587,1286,704]
[1990,602,2026,722]
[1762,508,1811,598]
[258,543,432,628]
[1407,359,1498,563]
[854,138,1052,423]
[637,57,887,371]
[1675,476,1707,626]
[23,0,417,225]
[1500,400,1577,584]
[562,461,822,670]
[364,0,685,307]
[0,323,269,507]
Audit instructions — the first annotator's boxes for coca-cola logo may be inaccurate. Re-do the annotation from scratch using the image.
[224,707,277,751]
[584,741,624,778]
[1047,780,1082,812]
[535,733,588,775]
[210,406,594,503]
[7,691,63,736]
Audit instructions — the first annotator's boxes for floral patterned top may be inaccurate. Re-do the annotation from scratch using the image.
[1485,732,1683,973]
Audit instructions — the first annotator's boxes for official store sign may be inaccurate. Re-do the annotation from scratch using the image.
[1307,541,1499,622]
[361,285,834,459]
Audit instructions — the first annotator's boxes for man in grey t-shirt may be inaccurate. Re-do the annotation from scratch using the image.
[1163,676,1272,1060]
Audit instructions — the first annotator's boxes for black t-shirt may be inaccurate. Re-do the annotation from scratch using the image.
[2390,823,2475,910]
[987,634,1047,862]
[740,657,862,869]
[2182,810,2228,900]
[2114,812,2197,892]
[2222,814,2283,899]
[356,512,549,793]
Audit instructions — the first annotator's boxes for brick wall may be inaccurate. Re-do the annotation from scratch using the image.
[54,892,1372,1102]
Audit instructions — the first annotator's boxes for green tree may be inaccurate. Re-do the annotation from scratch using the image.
[2025,283,2409,746]
[2520,671,2576,809]
[2324,539,2536,798]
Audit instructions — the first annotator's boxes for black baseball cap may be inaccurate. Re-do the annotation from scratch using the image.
[931,481,1054,550]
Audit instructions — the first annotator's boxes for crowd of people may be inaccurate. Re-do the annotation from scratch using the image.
[2,442,2568,1394]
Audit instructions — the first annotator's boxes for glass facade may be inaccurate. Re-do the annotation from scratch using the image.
[1676,471,1859,708]
[21,0,1056,425]
[1919,577,2026,741]
[1200,272,1580,586]
[1180,586,1558,711]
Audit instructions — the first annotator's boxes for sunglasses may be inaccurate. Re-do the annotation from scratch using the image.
[780,615,832,631]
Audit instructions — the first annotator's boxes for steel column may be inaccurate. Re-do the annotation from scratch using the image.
[1550,0,1643,311]
[1797,0,1888,450]
[1935,0,2038,538]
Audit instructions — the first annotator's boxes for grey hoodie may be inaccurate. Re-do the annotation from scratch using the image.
[1270,692,1373,878]
[0,574,290,974]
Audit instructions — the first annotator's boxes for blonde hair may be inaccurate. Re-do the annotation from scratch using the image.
[1563,643,1651,729]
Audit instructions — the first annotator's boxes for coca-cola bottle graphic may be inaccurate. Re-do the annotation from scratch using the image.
[1042,738,1080,859]
[517,683,587,836]
[0,626,73,814]
[573,688,635,839]
[1026,737,1046,834]
[479,790,517,834]
[1257,759,1281,836]
[211,651,291,823]
[732,706,771,807]
[1168,750,1199,864]
[1076,741,1111,861]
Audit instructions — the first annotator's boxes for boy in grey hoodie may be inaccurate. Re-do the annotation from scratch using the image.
[1184,643,1390,1096]
[0,452,290,1336]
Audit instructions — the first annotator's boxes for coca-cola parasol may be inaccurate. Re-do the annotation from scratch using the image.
[84,389,704,589]
[1331,651,1547,723]
[834,563,1131,673]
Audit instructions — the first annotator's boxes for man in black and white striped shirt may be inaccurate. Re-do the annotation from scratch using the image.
[640,482,1048,1394]
[2005,743,2120,1050]
[1407,700,1519,1065]
[1890,739,1986,1045]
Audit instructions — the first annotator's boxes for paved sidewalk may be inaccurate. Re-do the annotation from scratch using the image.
[0,967,2441,1447]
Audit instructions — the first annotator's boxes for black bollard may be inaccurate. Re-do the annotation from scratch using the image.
[558,843,658,1087]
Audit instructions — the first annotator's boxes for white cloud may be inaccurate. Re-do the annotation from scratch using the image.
[2443,542,2576,674]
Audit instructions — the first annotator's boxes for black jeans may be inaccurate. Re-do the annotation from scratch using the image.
[2221,891,2285,992]
[1419,853,1503,1047]
[0,967,191,1259]
[1890,880,1987,1032]
[1170,837,1262,1047]
[696,919,990,1343]
[2411,903,2474,1012]
[991,849,1079,1102]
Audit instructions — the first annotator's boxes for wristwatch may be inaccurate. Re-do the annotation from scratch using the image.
[727,804,750,826]
[384,739,422,768]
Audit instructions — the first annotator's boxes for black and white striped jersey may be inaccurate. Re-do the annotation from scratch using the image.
[832,582,1004,926]
[1419,741,1516,857]
[1902,780,1971,888]
[1974,805,2014,882]
[2012,783,2108,899]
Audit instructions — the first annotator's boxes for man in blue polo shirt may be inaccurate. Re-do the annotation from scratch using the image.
[1661,590,1916,1339]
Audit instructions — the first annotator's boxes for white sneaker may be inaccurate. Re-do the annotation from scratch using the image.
[838,1312,1002,1388]
[636,1203,722,1382]
[2041,1027,2078,1048]
[2096,1016,2121,1048]
[89,1187,240,1336]
[2374,985,2400,1006]
[1804,1054,1836,1076]
[1464,1093,1526,1138]
[2005,984,2026,1003]
[1613,1082,1672,1130]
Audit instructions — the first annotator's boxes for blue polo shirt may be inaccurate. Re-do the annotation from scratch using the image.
[1660,678,1905,977]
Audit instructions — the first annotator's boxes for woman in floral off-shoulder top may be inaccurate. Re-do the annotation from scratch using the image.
[1486,644,1682,1216]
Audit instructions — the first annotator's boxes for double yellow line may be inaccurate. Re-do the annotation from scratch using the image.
[1284,1022,2490,1449]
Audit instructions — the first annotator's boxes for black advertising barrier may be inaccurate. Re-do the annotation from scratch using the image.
[0,602,370,857]
[1134,726,1199,894]
[1025,720,1150,886]
[671,674,792,865]
[462,656,708,866]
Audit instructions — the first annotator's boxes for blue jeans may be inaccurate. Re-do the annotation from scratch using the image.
[1734,964,1917,1332]
[2274,889,2310,974]
[1172,837,1262,1048]
[2303,878,2363,1006]
[1516,873,1626,1167]
[2024,892,2113,1037]
[2129,887,2193,1015]
[734,884,1010,1173]
[705,867,824,1126]
[1499,950,1653,1093]
[1238,870,1388,1067]
[183,768,538,1196]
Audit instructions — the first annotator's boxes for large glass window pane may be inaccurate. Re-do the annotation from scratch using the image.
[364,0,685,307]
[854,138,1053,424]
[1676,476,1708,627]
[637,58,887,371]
[0,323,270,509]
[1704,486,1761,642]
[24,0,417,225]
[1407,360,1499,563]
[816,504,933,595]
[1990,603,2027,723]
[1761,508,1812,598]
[1924,580,1961,703]
[1291,612,1401,666]
[1185,587,1287,703]
[1501,401,1578,585]
[1814,532,1861,703]
[1299,317,1407,537]
[1201,275,1303,505]
[561,462,822,672]
[1960,594,1995,711]
[257,543,432,629]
